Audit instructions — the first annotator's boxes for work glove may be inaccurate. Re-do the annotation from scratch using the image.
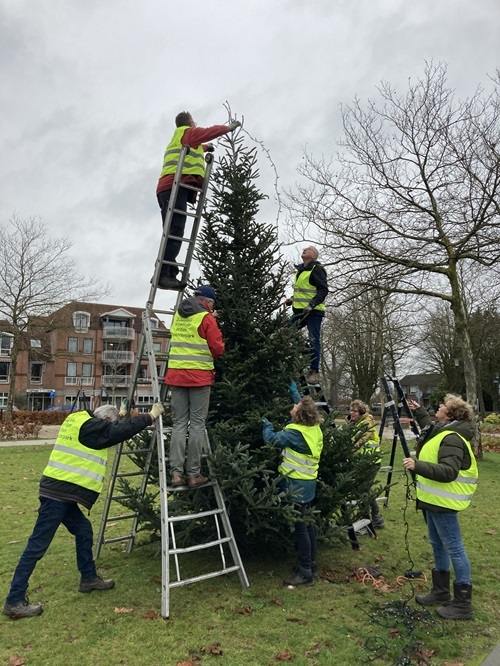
[119,398,129,417]
[205,142,215,152]
[149,401,165,421]
[303,305,312,315]
[262,418,271,426]
[228,120,241,132]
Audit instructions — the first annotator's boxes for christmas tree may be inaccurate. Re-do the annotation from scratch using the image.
[118,131,382,555]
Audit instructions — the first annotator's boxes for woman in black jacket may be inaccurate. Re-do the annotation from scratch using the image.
[403,395,477,620]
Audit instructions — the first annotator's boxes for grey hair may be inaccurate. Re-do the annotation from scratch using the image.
[94,405,120,421]
[308,246,319,260]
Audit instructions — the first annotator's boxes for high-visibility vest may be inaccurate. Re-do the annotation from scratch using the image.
[279,423,323,480]
[159,126,205,179]
[416,429,478,511]
[167,311,214,370]
[355,417,381,464]
[43,412,108,493]
[292,266,326,312]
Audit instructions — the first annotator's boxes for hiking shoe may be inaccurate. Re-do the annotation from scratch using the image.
[3,597,43,619]
[171,475,186,488]
[306,371,320,385]
[157,276,187,291]
[284,572,314,587]
[372,516,385,529]
[188,474,209,488]
[78,576,115,593]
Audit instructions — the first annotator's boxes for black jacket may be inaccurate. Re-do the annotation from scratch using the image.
[39,412,153,510]
[291,260,328,317]
[412,406,475,513]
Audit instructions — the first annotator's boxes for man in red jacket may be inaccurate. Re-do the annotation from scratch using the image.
[156,111,241,290]
[165,286,224,488]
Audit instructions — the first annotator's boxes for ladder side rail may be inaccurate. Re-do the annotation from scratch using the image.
[124,428,159,554]
[390,377,420,437]
[179,155,214,285]
[212,513,228,571]
[94,439,128,558]
[142,310,171,618]
[204,430,250,589]
[169,521,182,582]
[151,146,190,298]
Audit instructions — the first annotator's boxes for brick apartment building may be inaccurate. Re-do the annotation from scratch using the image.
[0,301,169,411]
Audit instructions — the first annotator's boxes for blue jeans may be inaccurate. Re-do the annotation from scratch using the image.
[424,509,471,584]
[290,313,323,372]
[6,497,97,604]
[295,503,317,571]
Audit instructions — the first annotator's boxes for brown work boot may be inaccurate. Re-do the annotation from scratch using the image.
[78,576,115,593]
[171,475,186,488]
[3,597,43,619]
[188,474,209,488]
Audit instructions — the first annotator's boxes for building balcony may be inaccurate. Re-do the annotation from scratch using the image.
[101,374,131,387]
[64,377,95,386]
[102,350,135,364]
[102,326,135,341]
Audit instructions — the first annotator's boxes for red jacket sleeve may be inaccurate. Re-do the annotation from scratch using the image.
[198,313,225,359]
[182,125,230,148]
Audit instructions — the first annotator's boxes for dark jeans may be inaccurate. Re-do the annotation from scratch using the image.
[290,313,323,372]
[295,503,317,571]
[424,509,471,584]
[157,187,190,278]
[6,497,97,604]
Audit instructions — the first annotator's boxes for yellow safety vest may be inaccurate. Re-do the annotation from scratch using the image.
[292,266,326,312]
[416,429,478,511]
[159,126,205,179]
[279,423,323,480]
[168,311,214,370]
[354,417,381,464]
[43,412,108,493]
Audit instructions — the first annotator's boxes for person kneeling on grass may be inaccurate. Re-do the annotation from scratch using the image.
[262,396,324,586]
[3,400,164,619]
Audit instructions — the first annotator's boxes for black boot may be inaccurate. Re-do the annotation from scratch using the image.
[416,569,451,606]
[284,566,314,587]
[436,582,473,620]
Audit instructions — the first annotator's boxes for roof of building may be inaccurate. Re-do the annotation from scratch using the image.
[399,373,443,386]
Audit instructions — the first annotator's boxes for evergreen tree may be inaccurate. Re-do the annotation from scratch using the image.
[118,132,382,556]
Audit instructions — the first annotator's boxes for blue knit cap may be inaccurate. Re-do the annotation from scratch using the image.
[195,285,217,302]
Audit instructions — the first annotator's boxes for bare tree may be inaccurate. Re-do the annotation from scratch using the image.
[287,63,500,417]
[0,214,107,421]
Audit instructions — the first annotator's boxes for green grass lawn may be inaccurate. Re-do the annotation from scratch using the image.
[0,442,499,666]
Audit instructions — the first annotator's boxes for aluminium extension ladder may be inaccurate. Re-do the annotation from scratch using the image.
[94,146,249,618]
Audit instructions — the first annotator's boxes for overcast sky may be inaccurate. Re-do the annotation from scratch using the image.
[1,0,499,315]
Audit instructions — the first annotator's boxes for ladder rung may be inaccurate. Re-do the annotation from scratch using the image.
[168,507,222,523]
[379,466,393,472]
[111,494,134,501]
[107,513,139,522]
[170,536,231,555]
[103,534,133,544]
[120,448,153,456]
[179,182,203,193]
[116,471,147,478]
[169,565,241,589]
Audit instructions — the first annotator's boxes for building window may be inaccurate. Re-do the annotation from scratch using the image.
[68,337,78,353]
[0,392,8,406]
[0,334,13,357]
[83,338,93,355]
[30,362,44,384]
[153,341,162,353]
[150,318,158,329]
[65,362,78,385]
[73,311,90,333]
[0,361,10,383]
[30,339,42,348]
[82,363,92,377]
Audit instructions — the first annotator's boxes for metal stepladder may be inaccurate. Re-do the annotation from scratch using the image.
[303,376,331,416]
[377,375,419,506]
[94,146,249,618]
